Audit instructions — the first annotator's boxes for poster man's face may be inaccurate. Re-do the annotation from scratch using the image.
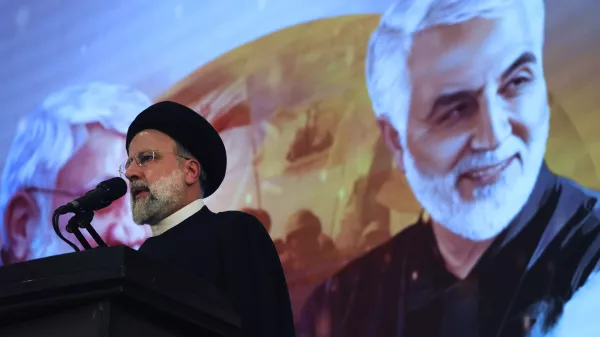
[1,124,151,264]
[381,9,550,240]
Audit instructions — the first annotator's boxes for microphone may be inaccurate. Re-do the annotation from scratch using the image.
[56,177,128,215]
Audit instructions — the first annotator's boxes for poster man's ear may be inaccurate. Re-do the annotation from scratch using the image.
[3,191,38,263]
[377,118,405,172]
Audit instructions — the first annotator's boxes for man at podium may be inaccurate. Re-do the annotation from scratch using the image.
[122,101,295,337]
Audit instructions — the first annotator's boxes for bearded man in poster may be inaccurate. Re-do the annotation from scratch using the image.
[298,0,600,336]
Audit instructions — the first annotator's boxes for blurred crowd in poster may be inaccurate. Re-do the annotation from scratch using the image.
[1,0,600,336]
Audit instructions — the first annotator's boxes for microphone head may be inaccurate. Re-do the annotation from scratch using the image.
[55,177,129,215]
[97,177,128,200]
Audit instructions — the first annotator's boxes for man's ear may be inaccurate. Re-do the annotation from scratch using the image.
[184,159,201,186]
[377,117,405,172]
[3,191,38,263]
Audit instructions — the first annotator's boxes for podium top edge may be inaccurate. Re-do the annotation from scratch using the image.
[0,246,135,283]
[0,247,241,330]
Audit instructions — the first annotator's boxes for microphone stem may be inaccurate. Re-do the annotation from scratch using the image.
[66,213,94,250]
[85,223,108,247]
[72,228,93,250]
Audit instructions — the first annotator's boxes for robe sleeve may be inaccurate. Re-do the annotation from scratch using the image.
[217,211,295,337]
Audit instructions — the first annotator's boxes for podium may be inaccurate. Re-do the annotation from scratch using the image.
[0,246,241,337]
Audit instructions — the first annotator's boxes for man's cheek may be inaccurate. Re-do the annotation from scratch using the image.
[523,102,550,141]
[510,96,549,143]
[518,84,549,125]
[410,133,472,174]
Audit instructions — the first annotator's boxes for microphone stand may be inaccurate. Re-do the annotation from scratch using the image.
[65,210,108,249]
[53,209,109,253]
[65,219,92,250]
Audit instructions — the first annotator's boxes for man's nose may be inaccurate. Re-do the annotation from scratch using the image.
[124,163,143,181]
[471,93,512,151]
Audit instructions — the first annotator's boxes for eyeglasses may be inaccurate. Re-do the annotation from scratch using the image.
[119,150,190,177]
[22,186,84,198]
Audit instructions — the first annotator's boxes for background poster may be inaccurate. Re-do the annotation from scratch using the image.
[1,0,599,335]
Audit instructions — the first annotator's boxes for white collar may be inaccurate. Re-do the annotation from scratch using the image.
[151,199,204,237]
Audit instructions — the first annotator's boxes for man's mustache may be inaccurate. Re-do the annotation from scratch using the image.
[130,181,151,197]
[455,137,525,174]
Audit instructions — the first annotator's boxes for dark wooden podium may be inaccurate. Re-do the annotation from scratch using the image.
[0,246,241,337]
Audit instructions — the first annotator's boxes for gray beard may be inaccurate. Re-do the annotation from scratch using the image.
[402,120,549,241]
[131,170,185,226]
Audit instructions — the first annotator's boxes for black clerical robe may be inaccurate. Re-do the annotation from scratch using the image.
[138,206,295,337]
[297,165,600,337]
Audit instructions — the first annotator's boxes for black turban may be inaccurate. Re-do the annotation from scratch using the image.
[126,101,227,198]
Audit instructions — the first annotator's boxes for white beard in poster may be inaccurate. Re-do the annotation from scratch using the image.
[401,118,549,241]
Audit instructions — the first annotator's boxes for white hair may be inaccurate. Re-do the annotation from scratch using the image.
[529,271,600,337]
[366,0,546,135]
[0,83,151,260]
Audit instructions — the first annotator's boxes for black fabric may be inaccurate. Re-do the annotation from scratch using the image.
[138,206,295,337]
[297,164,600,337]
[126,101,226,197]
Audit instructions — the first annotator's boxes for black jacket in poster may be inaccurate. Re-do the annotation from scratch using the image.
[298,165,600,337]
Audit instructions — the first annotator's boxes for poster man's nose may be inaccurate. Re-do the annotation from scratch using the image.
[471,94,512,150]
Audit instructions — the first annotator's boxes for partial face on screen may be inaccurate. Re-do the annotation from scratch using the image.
[1,125,151,264]
[125,130,188,226]
[50,126,151,254]
[22,126,150,258]
[382,7,550,241]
